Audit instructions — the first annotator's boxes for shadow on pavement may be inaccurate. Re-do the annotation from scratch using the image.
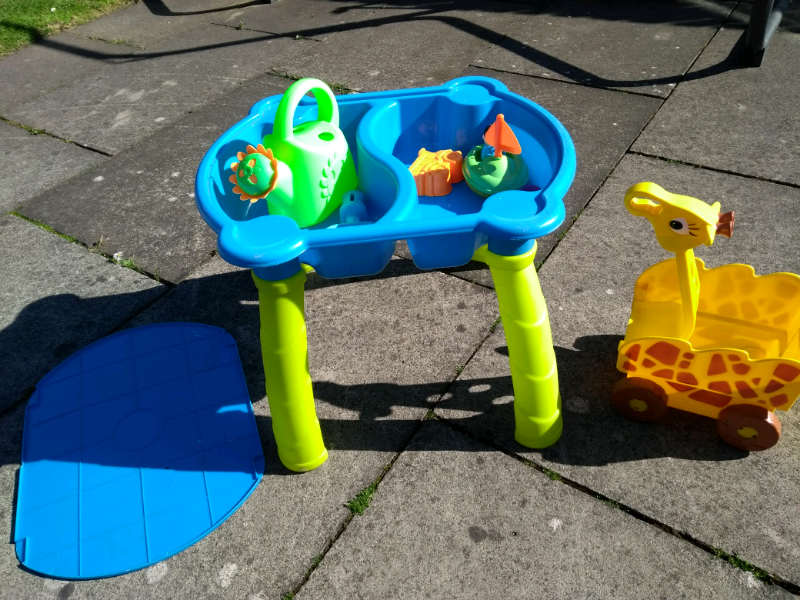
[1,266,748,481]
[5,0,749,90]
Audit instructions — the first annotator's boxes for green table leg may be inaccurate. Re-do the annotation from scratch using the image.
[473,244,562,448]
[252,269,328,471]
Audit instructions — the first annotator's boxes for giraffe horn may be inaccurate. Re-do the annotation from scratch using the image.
[716,212,734,238]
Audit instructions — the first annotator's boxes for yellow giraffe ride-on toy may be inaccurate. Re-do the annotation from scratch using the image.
[613,182,800,451]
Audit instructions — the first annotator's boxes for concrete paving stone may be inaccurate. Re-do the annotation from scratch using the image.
[632,25,800,185]
[0,256,500,599]
[211,0,387,40]
[0,214,165,413]
[437,153,800,585]
[0,32,132,116]
[17,72,294,285]
[476,0,736,98]
[272,0,545,91]
[5,24,311,155]
[0,122,106,213]
[72,0,261,49]
[126,256,500,437]
[296,419,791,599]
[397,66,663,288]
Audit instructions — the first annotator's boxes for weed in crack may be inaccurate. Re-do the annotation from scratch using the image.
[345,482,378,515]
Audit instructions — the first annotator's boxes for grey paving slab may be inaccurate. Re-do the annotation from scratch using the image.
[5,24,310,155]
[72,0,257,49]
[397,67,663,288]
[272,0,543,91]
[0,214,164,413]
[297,419,790,599]
[438,154,800,586]
[0,32,133,116]
[17,72,293,285]
[0,122,106,213]
[211,0,387,40]
[476,0,736,98]
[0,255,499,599]
[633,25,800,185]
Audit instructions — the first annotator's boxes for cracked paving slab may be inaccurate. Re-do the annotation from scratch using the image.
[0,121,106,213]
[0,255,500,599]
[271,0,546,92]
[16,72,294,285]
[295,419,792,599]
[5,24,312,155]
[477,0,737,98]
[633,20,800,185]
[210,0,389,40]
[0,214,165,413]
[437,153,800,586]
[71,0,257,49]
[0,32,132,116]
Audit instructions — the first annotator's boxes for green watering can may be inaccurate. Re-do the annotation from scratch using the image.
[229,78,358,228]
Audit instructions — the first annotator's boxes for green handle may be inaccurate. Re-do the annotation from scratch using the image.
[273,78,339,141]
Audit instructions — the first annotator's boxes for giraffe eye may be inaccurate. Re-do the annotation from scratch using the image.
[669,217,690,235]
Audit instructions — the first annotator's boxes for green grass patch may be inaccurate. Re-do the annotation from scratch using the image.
[10,211,81,244]
[489,315,502,333]
[712,549,772,581]
[345,482,378,515]
[540,467,562,481]
[0,0,135,56]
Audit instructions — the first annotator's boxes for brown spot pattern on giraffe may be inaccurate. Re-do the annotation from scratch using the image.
[735,381,758,399]
[765,380,784,394]
[770,394,789,408]
[652,369,674,379]
[642,358,656,368]
[689,389,731,407]
[645,342,680,366]
[733,363,750,375]
[625,344,641,361]
[709,381,731,394]
[774,364,800,382]
[668,382,695,393]
[622,361,637,372]
[708,354,726,376]
[677,372,699,385]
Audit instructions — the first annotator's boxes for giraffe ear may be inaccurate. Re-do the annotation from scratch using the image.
[627,196,663,216]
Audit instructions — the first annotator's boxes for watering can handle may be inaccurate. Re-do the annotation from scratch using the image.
[273,78,339,141]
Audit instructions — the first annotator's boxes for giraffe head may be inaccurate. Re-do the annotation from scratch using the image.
[624,182,734,253]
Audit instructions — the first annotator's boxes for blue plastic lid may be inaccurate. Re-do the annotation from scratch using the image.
[14,323,264,579]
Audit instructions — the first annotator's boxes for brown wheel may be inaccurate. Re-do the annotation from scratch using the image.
[611,377,668,422]
[717,405,781,452]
